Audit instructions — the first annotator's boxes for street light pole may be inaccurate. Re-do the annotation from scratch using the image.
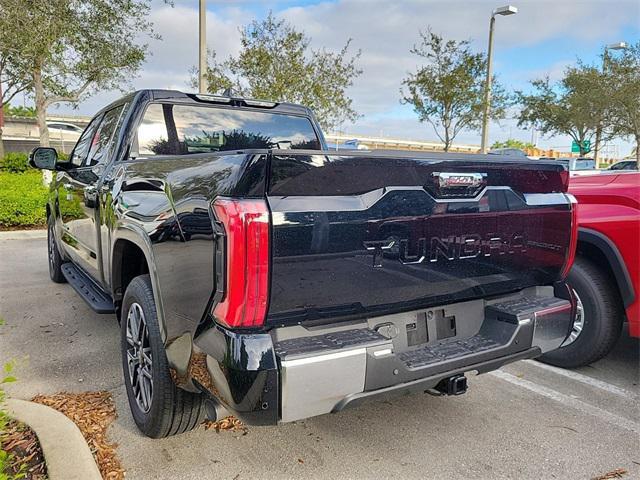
[593,41,627,164]
[198,0,208,94]
[480,5,517,154]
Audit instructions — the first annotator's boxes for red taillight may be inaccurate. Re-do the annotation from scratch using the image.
[560,194,578,279]
[212,198,270,329]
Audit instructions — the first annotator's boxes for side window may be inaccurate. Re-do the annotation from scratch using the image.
[85,104,128,167]
[68,115,103,167]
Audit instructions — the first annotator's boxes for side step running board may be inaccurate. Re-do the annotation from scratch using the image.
[61,263,115,314]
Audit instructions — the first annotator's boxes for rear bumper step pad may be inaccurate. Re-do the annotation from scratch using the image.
[275,293,572,423]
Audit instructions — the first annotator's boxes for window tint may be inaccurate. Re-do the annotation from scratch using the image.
[85,104,127,167]
[136,103,320,156]
[611,161,634,170]
[574,159,595,170]
[69,116,103,167]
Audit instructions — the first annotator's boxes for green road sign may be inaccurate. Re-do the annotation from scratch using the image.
[571,140,591,153]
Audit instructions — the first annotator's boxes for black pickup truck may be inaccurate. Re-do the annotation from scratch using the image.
[30,89,577,438]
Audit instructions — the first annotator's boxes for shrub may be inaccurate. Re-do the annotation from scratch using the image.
[1,316,24,480]
[0,171,49,228]
[1,150,69,173]
[0,153,30,174]
[3,104,36,118]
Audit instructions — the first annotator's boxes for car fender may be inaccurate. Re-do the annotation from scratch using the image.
[578,227,635,308]
[111,223,168,343]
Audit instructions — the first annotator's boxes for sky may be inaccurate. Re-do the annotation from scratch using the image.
[43,0,640,157]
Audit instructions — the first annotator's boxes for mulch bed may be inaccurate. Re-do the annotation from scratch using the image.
[0,225,46,232]
[202,415,248,435]
[1,419,47,479]
[32,392,124,480]
[592,468,628,480]
[4,388,247,480]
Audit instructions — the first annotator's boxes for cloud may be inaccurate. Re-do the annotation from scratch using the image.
[279,0,638,113]
[50,0,637,155]
[51,4,244,114]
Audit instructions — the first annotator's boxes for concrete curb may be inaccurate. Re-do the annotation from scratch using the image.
[0,229,47,240]
[6,398,102,480]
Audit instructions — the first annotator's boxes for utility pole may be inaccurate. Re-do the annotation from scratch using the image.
[480,5,517,154]
[198,0,208,94]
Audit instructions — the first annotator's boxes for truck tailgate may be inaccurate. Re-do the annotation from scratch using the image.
[266,151,572,327]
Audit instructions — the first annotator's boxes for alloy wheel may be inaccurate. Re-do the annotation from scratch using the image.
[562,288,585,347]
[126,302,153,413]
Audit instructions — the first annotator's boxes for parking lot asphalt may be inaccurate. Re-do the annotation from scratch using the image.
[1,236,639,480]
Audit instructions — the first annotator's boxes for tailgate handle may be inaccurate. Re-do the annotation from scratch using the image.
[427,172,487,198]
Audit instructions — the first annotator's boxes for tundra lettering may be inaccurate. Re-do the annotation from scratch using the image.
[375,232,528,266]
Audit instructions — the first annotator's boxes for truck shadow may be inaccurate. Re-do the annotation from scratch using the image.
[574,324,640,387]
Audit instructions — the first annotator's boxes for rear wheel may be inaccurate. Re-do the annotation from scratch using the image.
[121,275,205,438]
[539,256,624,368]
[47,217,66,283]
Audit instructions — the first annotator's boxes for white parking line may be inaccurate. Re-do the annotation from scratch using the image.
[523,360,638,400]
[490,370,640,435]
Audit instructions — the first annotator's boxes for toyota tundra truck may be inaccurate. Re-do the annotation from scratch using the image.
[30,89,577,438]
[539,170,639,368]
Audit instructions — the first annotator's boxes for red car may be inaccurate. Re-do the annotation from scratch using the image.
[541,170,639,367]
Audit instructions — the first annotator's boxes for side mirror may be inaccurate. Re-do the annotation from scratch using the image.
[29,147,58,170]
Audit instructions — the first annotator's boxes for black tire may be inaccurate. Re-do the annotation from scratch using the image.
[47,217,66,283]
[121,275,205,438]
[539,256,624,368]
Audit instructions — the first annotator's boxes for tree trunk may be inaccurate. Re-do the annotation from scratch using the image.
[443,129,450,152]
[33,63,49,147]
[593,125,602,163]
[579,138,588,156]
[0,128,5,160]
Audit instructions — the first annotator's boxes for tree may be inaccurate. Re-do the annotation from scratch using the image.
[196,13,362,132]
[607,42,640,167]
[0,22,32,159]
[400,29,509,152]
[516,65,605,156]
[0,0,158,147]
[491,138,535,150]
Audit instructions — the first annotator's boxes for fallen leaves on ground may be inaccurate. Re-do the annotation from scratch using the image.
[202,415,248,434]
[1,419,47,479]
[591,468,628,480]
[32,391,124,480]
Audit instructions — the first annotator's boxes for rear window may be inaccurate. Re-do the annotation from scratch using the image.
[574,159,595,170]
[136,103,320,156]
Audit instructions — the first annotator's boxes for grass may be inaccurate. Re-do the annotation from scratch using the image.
[0,171,49,229]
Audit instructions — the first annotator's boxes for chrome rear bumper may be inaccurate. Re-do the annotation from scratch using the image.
[275,286,573,423]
